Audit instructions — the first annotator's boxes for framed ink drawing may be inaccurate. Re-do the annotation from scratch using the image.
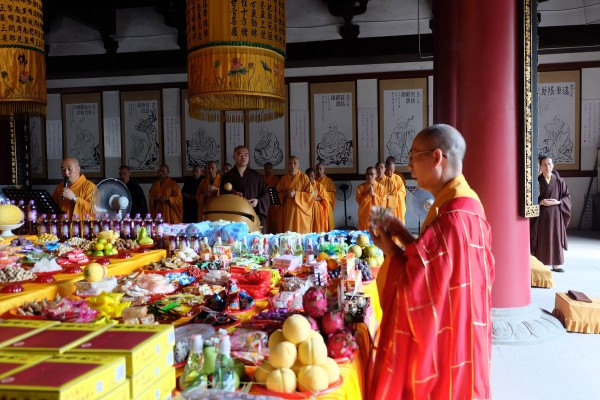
[538,70,580,170]
[248,87,288,174]
[62,93,104,178]
[379,78,428,171]
[120,90,163,177]
[29,115,46,179]
[180,89,223,175]
[310,82,357,174]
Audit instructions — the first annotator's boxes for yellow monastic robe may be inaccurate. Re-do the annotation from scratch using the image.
[355,181,386,231]
[149,177,183,224]
[52,174,96,220]
[316,174,336,231]
[310,181,330,233]
[389,172,407,223]
[276,172,314,234]
[376,175,397,213]
[263,175,280,234]
[196,174,221,221]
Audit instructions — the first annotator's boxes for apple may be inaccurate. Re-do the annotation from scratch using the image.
[94,243,105,251]
[93,250,105,257]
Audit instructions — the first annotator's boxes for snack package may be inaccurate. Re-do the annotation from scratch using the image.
[229,328,269,364]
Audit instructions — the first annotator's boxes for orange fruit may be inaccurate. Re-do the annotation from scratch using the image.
[326,258,339,270]
[317,252,329,261]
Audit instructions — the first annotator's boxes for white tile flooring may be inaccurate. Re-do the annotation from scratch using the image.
[491,230,600,400]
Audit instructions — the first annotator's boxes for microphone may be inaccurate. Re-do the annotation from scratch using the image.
[62,177,69,200]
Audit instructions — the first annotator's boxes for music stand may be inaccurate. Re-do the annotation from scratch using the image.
[1,188,62,215]
[267,187,280,205]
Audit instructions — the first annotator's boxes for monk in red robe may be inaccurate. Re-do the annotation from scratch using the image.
[276,156,314,233]
[149,164,183,224]
[53,157,96,219]
[369,124,495,400]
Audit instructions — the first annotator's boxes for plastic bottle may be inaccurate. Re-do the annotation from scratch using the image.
[179,335,208,391]
[71,214,81,238]
[92,214,101,237]
[82,214,93,240]
[121,213,133,240]
[38,213,48,235]
[143,213,154,236]
[211,330,235,391]
[305,237,315,263]
[132,213,143,237]
[111,213,122,237]
[153,213,164,248]
[100,213,111,232]
[48,214,58,236]
[57,213,69,241]
[201,237,211,261]
[294,237,305,258]
[179,230,189,249]
[240,236,249,257]
[270,237,280,261]
[26,200,37,235]
[251,237,260,255]
[262,237,269,257]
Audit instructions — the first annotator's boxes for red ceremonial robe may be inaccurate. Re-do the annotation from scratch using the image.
[371,175,495,400]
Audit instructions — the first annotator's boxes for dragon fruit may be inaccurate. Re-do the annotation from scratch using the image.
[303,314,320,331]
[302,287,327,318]
[321,309,345,335]
[327,331,358,360]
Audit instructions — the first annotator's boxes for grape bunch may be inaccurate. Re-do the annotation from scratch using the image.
[355,258,374,281]
[328,266,342,279]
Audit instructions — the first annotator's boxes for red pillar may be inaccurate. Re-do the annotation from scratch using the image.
[433,0,531,308]
[432,0,458,126]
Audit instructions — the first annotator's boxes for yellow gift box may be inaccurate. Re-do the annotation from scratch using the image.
[1,322,114,355]
[129,348,174,398]
[98,378,130,400]
[0,352,50,376]
[133,368,176,400]
[0,354,126,400]
[67,323,174,376]
[0,319,59,348]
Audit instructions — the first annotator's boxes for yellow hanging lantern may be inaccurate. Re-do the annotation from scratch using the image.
[0,0,46,116]
[186,0,286,122]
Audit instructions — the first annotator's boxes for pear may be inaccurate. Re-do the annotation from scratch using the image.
[139,236,154,245]
[137,226,148,242]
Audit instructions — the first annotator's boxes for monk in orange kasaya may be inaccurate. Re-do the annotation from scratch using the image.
[52,157,96,219]
[306,167,329,233]
[276,156,314,233]
[149,163,183,224]
[315,162,336,230]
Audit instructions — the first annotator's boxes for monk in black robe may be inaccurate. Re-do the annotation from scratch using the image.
[530,154,571,272]
[220,146,270,233]
[182,165,203,222]
[118,165,148,217]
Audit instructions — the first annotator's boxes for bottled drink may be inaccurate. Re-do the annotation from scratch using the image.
[305,238,315,263]
[213,236,223,256]
[179,335,208,391]
[71,214,82,238]
[251,237,260,255]
[16,200,26,234]
[201,237,212,261]
[26,200,37,235]
[270,237,280,261]
[132,213,143,237]
[262,237,269,257]
[111,213,122,237]
[190,234,200,253]
[153,213,164,247]
[284,237,293,255]
[211,330,235,391]
[82,214,93,240]
[38,213,48,235]
[240,236,249,257]
[92,214,101,237]
[58,213,70,241]
[179,230,189,249]
[143,213,154,235]
[121,213,133,240]
[48,214,59,236]
[100,213,111,232]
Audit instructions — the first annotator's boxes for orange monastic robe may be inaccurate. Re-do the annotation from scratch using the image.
[371,175,495,400]
[263,175,280,234]
[355,181,386,231]
[149,177,183,224]
[388,172,407,223]
[196,175,221,221]
[310,181,329,233]
[376,174,396,214]
[52,174,96,220]
[316,175,336,230]
[276,172,314,233]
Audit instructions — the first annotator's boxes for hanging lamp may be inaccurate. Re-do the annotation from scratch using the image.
[0,0,46,116]
[186,0,286,122]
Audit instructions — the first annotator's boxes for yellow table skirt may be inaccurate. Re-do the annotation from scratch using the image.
[0,249,166,315]
[553,291,600,333]
[530,255,554,288]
